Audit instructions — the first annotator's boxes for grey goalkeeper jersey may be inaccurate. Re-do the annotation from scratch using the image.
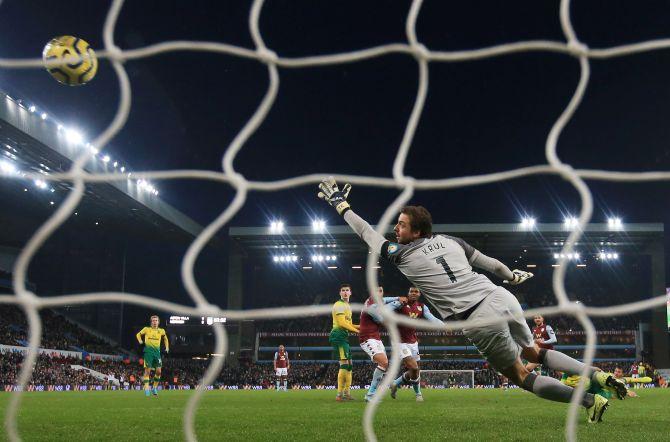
[344,210,511,319]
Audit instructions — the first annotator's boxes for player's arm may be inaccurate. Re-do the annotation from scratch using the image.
[273,352,278,370]
[422,305,444,325]
[162,330,170,353]
[542,325,557,345]
[318,177,387,253]
[334,313,359,333]
[286,352,290,370]
[365,301,403,323]
[136,327,145,344]
[469,248,532,285]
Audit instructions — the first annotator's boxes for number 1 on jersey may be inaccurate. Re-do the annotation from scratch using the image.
[436,255,457,283]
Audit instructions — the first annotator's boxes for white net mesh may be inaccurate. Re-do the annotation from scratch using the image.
[0,0,669,441]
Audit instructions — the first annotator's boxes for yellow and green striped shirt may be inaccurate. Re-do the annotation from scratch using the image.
[331,300,355,332]
[136,327,169,351]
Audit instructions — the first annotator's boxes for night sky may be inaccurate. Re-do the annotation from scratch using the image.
[2,0,670,240]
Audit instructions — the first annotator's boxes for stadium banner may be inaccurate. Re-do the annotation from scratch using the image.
[258,330,634,338]
[0,344,81,359]
[0,344,126,361]
[88,352,124,361]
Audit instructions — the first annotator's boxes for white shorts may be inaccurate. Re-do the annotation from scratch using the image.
[275,367,288,376]
[400,342,420,361]
[360,339,386,360]
[462,287,534,370]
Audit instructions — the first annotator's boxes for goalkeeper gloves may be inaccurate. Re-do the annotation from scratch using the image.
[318,176,352,216]
[504,269,533,285]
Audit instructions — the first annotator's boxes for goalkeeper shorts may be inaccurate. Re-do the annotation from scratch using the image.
[462,287,534,370]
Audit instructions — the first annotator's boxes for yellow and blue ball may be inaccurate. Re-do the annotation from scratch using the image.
[42,35,98,86]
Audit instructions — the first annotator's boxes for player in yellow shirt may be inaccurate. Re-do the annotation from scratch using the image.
[330,283,359,401]
[136,315,169,397]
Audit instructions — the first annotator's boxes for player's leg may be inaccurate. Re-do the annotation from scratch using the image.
[464,288,609,422]
[282,370,288,391]
[275,368,281,391]
[336,359,348,401]
[501,287,628,401]
[142,363,152,397]
[343,358,354,399]
[332,338,348,401]
[521,346,627,400]
[410,344,423,400]
[499,358,607,422]
[390,350,418,399]
[362,339,388,400]
[152,367,162,395]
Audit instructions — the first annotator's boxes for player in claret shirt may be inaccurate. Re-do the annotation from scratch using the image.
[359,286,407,402]
[388,286,443,401]
[274,345,290,391]
[525,315,557,374]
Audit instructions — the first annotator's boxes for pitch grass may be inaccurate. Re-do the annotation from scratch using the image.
[0,388,668,441]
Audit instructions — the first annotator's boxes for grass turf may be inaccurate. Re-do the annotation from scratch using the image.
[0,388,667,441]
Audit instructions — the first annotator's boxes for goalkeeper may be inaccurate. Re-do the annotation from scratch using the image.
[136,315,169,397]
[318,177,628,423]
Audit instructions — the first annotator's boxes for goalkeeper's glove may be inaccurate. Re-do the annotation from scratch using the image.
[504,269,533,285]
[318,176,352,216]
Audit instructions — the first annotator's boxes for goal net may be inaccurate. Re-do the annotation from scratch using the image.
[421,370,474,389]
[1,0,669,442]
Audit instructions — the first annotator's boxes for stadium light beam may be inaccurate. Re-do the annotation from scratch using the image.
[564,216,579,229]
[270,220,285,234]
[312,219,326,232]
[65,128,84,145]
[608,217,623,229]
[520,217,535,229]
[0,160,17,175]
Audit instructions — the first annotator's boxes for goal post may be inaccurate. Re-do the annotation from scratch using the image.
[420,370,475,389]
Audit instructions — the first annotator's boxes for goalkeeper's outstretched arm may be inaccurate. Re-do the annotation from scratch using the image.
[318,177,533,286]
[317,176,387,253]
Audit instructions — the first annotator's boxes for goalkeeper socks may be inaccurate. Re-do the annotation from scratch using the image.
[142,376,150,390]
[368,366,386,395]
[539,349,597,378]
[522,373,594,407]
[337,368,347,394]
[153,376,160,388]
[413,381,421,396]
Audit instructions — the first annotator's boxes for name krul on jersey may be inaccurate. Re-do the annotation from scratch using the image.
[422,240,446,255]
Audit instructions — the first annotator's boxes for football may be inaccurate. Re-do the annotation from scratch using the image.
[42,35,98,86]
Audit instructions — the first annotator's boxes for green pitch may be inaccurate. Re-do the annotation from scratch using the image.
[0,389,668,441]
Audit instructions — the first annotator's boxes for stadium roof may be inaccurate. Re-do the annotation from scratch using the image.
[0,91,205,245]
[229,223,663,257]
